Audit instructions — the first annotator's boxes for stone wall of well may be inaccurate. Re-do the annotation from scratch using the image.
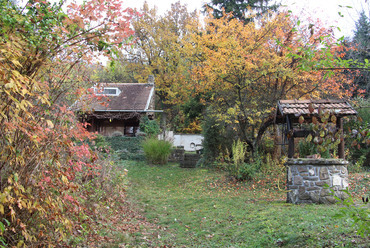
[286,159,349,204]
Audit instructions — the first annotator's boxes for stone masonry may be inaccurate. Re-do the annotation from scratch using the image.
[286,158,349,204]
[168,146,200,168]
[168,146,185,163]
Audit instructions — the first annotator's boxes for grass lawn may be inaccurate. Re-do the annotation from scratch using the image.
[125,161,370,247]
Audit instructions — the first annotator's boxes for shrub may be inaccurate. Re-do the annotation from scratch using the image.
[201,113,234,166]
[142,138,172,165]
[0,0,134,245]
[224,139,260,180]
[140,115,160,137]
[331,188,370,238]
[105,136,145,160]
[344,100,370,168]
[297,138,331,158]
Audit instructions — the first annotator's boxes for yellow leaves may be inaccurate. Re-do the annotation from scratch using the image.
[17,239,25,247]
[330,115,337,124]
[227,108,236,116]
[61,175,69,185]
[9,206,16,222]
[4,80,16,90]
[298,115,305,124]
[46,120,54,128]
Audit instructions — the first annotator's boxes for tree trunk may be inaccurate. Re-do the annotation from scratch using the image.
[255,115,276,147]
[237,117,254,153]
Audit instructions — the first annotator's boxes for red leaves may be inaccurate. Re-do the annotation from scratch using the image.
[64,193,76,203]
[44,176,51,183]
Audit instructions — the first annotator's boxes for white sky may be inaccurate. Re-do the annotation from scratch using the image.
[122,0,369,38]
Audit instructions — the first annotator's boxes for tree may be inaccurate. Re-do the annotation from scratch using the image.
[342,11,370,97]
[92,60,138,83]
[0,0,133,245]
[189,11,353,152]
[122,2,200,129]
[203,0,280,22]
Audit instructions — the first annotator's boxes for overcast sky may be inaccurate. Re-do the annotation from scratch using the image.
[121,0,369,38]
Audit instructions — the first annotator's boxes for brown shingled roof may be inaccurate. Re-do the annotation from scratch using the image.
[277,99,357,117]
[89,83,154,112]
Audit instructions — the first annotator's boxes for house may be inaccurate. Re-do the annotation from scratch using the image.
[77,83,161,137]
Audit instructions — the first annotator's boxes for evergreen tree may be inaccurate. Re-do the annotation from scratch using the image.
[344,11,370,97]
[203,0,280,23]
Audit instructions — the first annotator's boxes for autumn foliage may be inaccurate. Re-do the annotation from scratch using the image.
[188,11,355,150]
[0,0,133,246]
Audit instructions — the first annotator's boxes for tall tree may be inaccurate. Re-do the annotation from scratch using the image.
[189,11,353,151]
[92,59,138,84]
[343,11,370,97]
[203,0,280,22]
[123,2,200,129]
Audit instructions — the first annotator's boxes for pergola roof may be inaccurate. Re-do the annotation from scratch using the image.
[277,99,357,118]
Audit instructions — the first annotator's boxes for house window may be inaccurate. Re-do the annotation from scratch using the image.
[94,87,121,96]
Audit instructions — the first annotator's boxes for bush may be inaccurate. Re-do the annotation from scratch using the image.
[105,136,145,160]
[344,100,370,168]
[142,138,172,165]
[201,113,235,166]
[224,139,260,180]
[139,115,160,137]
[331,188,370,238]
[297,139,331,158]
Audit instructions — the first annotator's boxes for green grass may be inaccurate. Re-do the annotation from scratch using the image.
[126,162,370,247]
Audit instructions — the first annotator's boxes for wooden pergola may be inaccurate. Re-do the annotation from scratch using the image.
[275,99,358,159]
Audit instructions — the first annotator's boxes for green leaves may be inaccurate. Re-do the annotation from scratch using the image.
[330,187,370,238]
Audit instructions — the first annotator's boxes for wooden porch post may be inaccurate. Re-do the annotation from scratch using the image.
[337,117,345,159]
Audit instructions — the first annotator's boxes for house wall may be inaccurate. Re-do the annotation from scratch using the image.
[99,120,126,137]
[87,117,140,137]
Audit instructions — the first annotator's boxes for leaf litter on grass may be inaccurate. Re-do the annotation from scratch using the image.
[125,164,370,247]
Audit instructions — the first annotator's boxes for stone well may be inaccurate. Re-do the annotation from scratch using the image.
[286,158,349,204]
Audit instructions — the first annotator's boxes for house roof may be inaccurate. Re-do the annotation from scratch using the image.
[78,83,158,112]
[277,99,357,117]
